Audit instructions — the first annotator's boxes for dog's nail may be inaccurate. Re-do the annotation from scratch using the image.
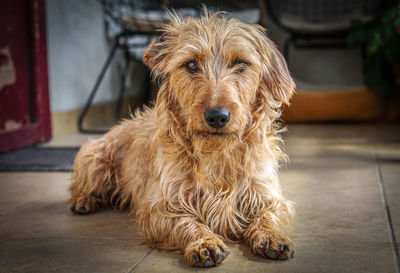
[194,253,200,263]
[279,244,284,251]
[278,252,289,260]
[266,249,279,259]
[78,206,87,214]
[211,248,217,254]
[204,249,210,256]
[216,253,225,264]
[256,247,264,256]
[220,246,228,252]
[203,258,215,267]
[264,241,270,249]
[70,205,75,213]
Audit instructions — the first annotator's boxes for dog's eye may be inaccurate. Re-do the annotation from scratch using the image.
[233,59,249,73]
[184,61,200,73]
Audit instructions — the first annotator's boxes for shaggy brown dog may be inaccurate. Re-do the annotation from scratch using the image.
[69,12,295,267]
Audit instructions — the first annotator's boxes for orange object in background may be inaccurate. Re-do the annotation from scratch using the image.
[282,88,400,122]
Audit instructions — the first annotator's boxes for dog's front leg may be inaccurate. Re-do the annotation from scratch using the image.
[142,213,229,267]
[243,200,295,260]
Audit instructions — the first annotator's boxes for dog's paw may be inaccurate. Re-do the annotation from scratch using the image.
[254,240,294,260]
[184,237,229,267]
[69,196,97,215]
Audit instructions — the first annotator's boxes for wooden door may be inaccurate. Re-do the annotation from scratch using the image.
[0,0,51,153]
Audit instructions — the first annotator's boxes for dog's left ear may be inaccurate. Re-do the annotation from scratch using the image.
[263,44,295,105]
[252,25,295,105]
[143,33,170,70]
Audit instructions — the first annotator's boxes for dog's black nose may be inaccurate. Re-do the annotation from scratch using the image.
[204,108,230,129]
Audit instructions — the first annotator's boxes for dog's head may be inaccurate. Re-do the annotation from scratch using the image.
[144,12,295,149]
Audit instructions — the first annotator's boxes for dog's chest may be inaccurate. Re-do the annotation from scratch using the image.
[192,186,253,239]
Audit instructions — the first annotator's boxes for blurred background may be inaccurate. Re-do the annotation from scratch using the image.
[0,0,399,151]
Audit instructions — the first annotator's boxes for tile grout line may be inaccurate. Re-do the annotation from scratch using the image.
[0,237,140,240]
[0,201,38,217]
[127,248,154,273]
[373,147,400,273]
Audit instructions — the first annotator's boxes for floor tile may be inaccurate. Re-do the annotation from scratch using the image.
[0,172,70,215]
[0,172,149,273]
[0,201,141,240]
[377,143,400,254]
[0,238,148,273]
[0,173,141,240]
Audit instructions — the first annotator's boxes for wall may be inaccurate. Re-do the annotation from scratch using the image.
[46,0,146,114]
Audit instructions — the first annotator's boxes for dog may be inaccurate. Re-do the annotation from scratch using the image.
[69,11,295,267]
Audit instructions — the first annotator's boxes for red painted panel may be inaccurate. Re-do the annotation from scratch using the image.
[0,0,51,153]
[0,0,31,131]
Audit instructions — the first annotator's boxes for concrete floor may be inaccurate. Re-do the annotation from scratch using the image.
[0,123,399,273]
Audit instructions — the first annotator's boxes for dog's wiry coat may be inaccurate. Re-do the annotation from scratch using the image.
[69,12,295,267]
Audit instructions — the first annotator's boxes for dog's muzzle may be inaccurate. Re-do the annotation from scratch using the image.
[204,107,230,129]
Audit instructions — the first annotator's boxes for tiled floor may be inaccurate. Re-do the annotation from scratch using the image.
[0,124,399,273]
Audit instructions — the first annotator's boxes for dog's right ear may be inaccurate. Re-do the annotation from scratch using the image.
[143,33,170,70]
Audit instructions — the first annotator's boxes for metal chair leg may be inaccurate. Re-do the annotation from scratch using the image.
[283,35,292,64]
[130,68,152,114]
[142,70,152,107]
[115,48,131,120]
[78,34,121,134]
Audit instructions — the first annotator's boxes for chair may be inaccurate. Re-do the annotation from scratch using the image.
[78,0,162,133]
[266,0,382,61]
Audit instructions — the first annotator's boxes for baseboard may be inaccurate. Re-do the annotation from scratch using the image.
[51,99,134,137]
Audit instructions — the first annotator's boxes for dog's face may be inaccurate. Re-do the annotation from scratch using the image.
[144,14,294,146]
